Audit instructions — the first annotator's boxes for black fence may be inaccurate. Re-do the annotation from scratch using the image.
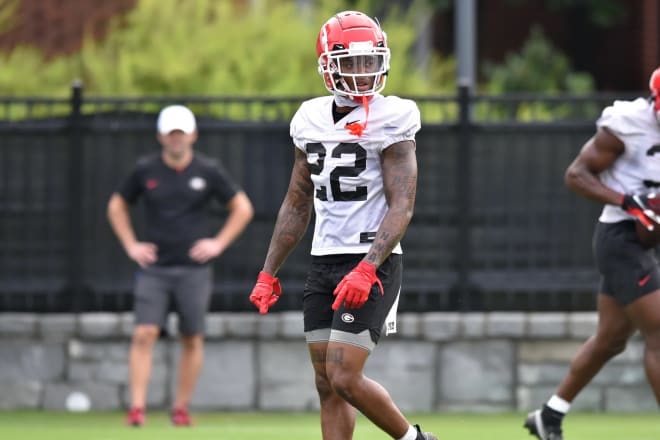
[0,84,641,313]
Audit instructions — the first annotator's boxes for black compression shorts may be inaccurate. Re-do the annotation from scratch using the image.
[302,253,402,349]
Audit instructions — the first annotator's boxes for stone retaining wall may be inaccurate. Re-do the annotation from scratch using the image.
[0,312,655,412]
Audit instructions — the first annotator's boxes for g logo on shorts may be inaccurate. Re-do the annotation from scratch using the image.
[341,313,355,323]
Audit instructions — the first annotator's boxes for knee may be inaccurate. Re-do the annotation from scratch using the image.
[327,368,359,401]
[643,329,660,351]
[314,373,333,400]
[181,335,203,352]
[132,326,159,348]
[595,337,627,358]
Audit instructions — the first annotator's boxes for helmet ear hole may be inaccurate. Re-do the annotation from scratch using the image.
[323,73,335,89]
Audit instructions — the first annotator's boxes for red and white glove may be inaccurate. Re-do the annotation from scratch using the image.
[621,193,660,231]
[332,261,384,310]
[249,271,282,315]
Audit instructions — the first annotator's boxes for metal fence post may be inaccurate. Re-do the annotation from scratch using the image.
[453,82,474,310]
[67,79,85,311]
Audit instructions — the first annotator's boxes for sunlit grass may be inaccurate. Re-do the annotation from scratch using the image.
[0,411,658,440]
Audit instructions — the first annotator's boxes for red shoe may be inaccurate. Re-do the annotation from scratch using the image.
[170,406,193,426]
[126,406,145,427]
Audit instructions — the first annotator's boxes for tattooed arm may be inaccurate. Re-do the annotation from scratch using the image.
[262,147,315,275]
[364,140,417,267]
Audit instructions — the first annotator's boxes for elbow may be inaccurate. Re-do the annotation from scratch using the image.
[237,194,255,224]
[405,206,414,223]
[244,202,255,223]
[395,204,415,226]
[389,197,415,225]
[564,165,580,191]
[106,195,120,222]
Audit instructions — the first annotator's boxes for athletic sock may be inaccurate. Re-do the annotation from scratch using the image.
[397,424,417,440]
[547,394,571,413]
[542,394,570,426]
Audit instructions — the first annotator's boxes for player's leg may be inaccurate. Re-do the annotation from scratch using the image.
[304,257,356,440]
[170,266,213,423]
[556,293,634,401]
[308,338,356,440]
[128,267,171,424]
[326,254,435,440]
[525,221,639,439]
[624,288,660,404]
[325,339,411,437]
[525,294,634,439]
[304,254,435,440]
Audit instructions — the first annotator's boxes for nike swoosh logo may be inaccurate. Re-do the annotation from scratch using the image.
[345,120,360,126]
[638,273,652,286]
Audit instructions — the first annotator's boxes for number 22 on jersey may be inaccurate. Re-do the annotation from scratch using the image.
[307,142,368,202]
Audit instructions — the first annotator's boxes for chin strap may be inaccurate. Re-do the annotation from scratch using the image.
[334,93,360,108]
[345,96,369,137]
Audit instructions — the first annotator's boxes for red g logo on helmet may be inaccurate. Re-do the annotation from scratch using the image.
[316,11,390,99]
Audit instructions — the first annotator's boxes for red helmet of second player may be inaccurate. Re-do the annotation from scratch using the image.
[649,66,660,123]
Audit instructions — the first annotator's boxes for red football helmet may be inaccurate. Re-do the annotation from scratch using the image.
[650,66,660,123]
[316,11,390,99]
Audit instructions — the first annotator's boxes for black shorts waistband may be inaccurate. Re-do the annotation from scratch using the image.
[311,254,367,265]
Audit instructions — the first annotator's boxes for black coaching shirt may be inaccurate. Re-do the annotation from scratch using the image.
[118,152,240,266]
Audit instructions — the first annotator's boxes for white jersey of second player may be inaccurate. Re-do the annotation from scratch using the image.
[598,97,660,223]
[290,93,421,256]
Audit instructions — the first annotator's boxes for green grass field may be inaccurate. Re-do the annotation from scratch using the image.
[0,411,657,440]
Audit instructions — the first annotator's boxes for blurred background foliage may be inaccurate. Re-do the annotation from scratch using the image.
[483,26,594,95]
[0,0,603,98]
[0,0,454,97]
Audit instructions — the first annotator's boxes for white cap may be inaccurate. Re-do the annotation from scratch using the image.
[157,105,196,135]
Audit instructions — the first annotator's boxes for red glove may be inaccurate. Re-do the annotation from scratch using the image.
[621,193,660,231]
[249,271,282,315]
[332,261,384,310]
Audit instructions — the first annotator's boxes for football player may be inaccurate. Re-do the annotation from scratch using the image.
[524,68,660,439]
[249,10,436,440]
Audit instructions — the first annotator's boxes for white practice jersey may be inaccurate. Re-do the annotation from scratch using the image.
[598,97,660,223]
[290,94,421,256]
